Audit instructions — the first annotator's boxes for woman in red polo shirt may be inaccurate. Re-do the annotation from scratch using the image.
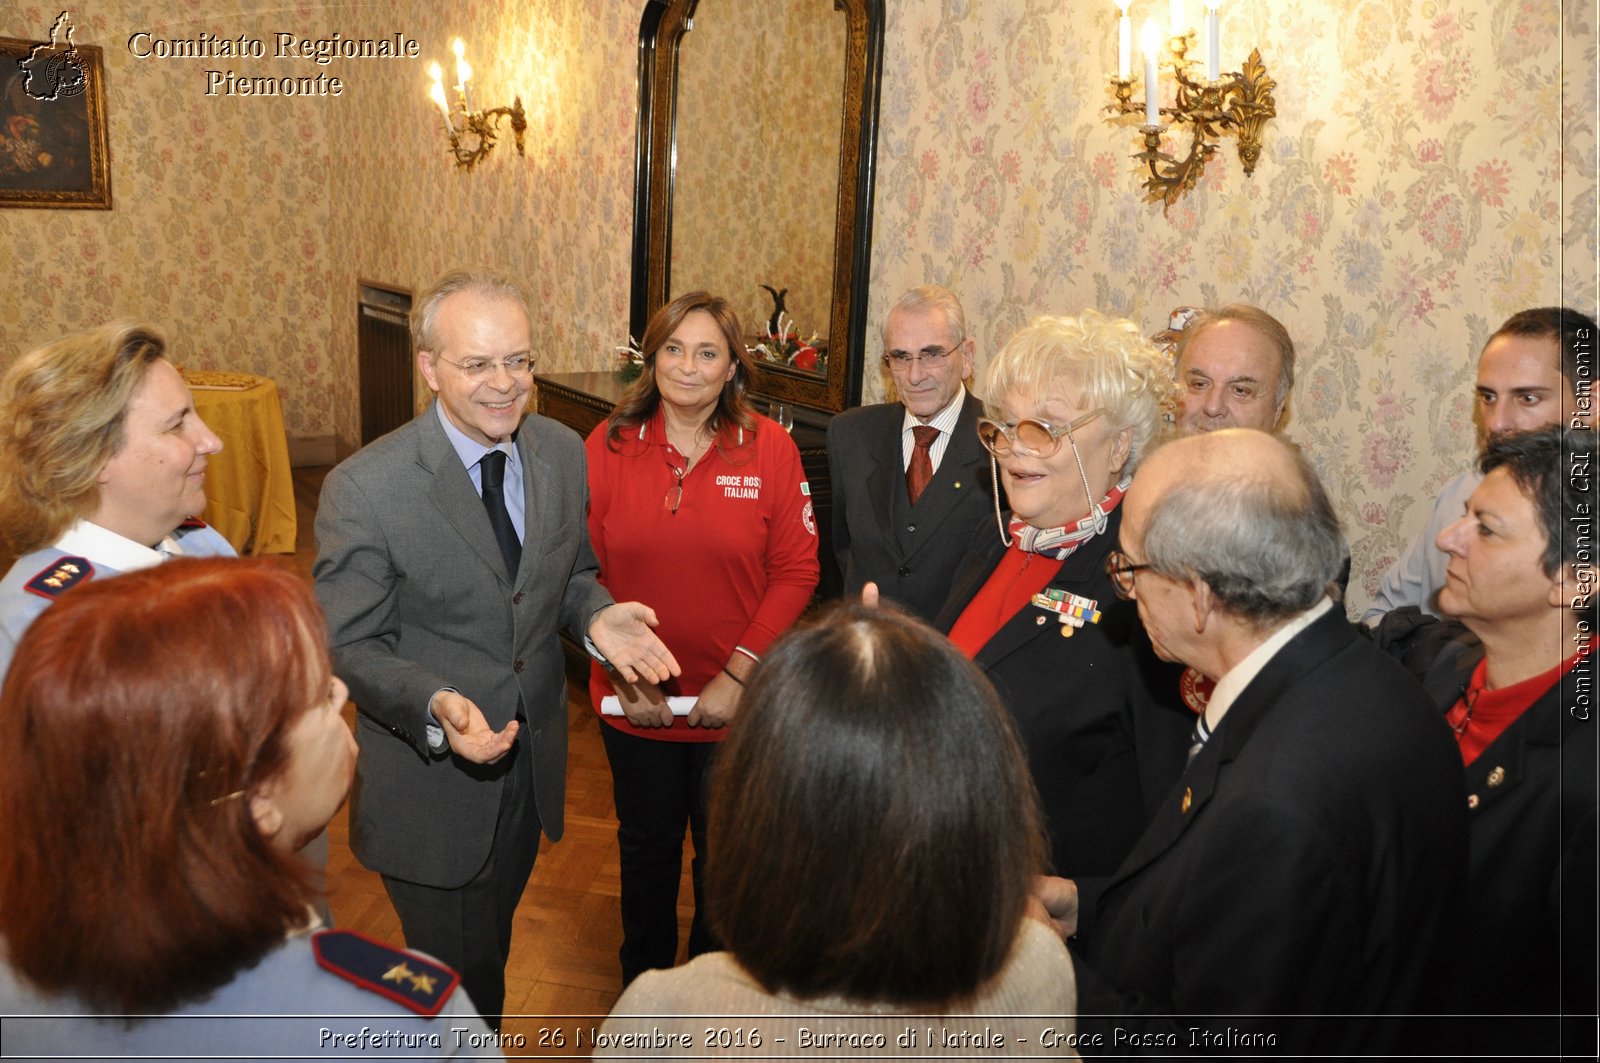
[585,291,818,986]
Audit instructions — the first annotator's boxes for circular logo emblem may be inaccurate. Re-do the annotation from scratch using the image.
[801,500,816,536]
[1179,666,1215,715]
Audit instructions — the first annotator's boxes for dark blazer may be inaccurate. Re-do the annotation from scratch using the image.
[1075,609,1469,1056]
[313,403,613,889]
[934,506,1191,877]
[1419,630,1597,1054]
[826,391,992,621]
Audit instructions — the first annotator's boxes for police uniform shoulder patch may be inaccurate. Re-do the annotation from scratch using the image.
[24,556,95,600]
[312,928,460,1016]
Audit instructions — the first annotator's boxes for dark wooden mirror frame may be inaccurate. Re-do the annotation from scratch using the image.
[629,0,884,413]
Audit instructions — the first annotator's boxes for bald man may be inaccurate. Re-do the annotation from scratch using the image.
[1037,430,1466,1055]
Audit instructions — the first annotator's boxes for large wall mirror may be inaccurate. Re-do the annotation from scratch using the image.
[630,0,883,413]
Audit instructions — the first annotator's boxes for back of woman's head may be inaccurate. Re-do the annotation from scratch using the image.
[0,558,329,1014]
[707,602,1046,1006]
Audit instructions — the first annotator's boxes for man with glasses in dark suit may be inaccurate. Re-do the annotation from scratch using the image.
[826,285,991,620]
[1033,428,1467,1056]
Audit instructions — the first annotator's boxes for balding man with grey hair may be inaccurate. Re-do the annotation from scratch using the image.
[1171,304,1296,436]
[1033,429,1466,1055]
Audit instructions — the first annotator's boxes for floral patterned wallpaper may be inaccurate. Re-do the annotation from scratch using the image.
[672,0,844,345]
[863,0,1597,614]
[0,1,338,439]
[322,0,642,441]
[1,0,1594,616]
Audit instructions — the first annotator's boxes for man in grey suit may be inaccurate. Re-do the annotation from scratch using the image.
[826,285,992,621]
[313,269,678,1027]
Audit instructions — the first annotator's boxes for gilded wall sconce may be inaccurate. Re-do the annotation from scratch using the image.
[1106,2,1275,212]
[426,39,526,173]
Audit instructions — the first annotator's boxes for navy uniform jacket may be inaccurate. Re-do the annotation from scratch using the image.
[826,391,992,621]
[0,520,235,678]
[0,930,501,1060]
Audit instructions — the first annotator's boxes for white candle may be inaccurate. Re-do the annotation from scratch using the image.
[1170,0,1184,33]
[1206,2,1220,80]
[427,62,453,132]
[1117,0,1131,79]
[452,38,474,113]
[1141,19,1161,125]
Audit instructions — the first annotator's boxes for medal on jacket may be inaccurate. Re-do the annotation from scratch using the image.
[1030,588,1101,638]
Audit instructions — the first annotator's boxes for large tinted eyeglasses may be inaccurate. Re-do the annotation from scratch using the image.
[1104,550,1154,600]
[436,353,536,382]
[882,339,964,372]
[976,409,1104,458]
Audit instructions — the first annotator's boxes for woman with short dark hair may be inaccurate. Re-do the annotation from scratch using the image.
[0,558,497,1057]
[600,602,1076,1044]
[1380,426,1596,1055]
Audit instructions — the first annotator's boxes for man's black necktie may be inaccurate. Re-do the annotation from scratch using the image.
[479,449,520,579]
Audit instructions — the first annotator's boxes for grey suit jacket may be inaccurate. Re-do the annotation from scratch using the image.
[825,390,992,621]
[313,402,612,889]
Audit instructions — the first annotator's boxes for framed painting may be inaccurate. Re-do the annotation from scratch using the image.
[0,33,112,209]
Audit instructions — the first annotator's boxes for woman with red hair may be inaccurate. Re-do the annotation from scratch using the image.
[0,558,499,1057]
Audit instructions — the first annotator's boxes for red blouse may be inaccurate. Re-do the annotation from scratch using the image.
[947,544,1065,659]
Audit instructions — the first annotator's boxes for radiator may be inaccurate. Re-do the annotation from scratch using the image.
[357,283,414,445]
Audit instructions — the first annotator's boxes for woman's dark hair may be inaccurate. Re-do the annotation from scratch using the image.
[1481,426,1596,582]
[0,558,332,1014]
[706,602,1047,1006]
[606,291,759,449]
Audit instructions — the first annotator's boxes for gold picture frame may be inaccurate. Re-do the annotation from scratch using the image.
[0,34,112,210]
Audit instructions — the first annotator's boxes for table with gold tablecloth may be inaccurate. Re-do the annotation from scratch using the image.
[187,374,297,555]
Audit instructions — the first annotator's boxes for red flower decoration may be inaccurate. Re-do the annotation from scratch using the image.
[793,347,818,371]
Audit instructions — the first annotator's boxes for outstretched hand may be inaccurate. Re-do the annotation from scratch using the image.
[589,602,681,684]
[431,690,519,764]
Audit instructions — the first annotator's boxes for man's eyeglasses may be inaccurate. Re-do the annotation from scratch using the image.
[1104,550,1154,600]
[977,409,1104,459]
[436,353,536,382]
[882,339,964,372]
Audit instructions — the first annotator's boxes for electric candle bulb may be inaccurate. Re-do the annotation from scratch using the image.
[427,63,453,132]
[1141,19,1161,126]
[452,37,474,113]
[1116,0,1132,80]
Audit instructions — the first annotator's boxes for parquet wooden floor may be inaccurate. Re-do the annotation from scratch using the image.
[289,466,694,1055]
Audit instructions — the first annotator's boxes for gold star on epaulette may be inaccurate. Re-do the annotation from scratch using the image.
[409,972,438,994]
[383,962,416,984]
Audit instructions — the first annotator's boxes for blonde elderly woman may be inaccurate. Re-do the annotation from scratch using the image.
[937,311,1192,878]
